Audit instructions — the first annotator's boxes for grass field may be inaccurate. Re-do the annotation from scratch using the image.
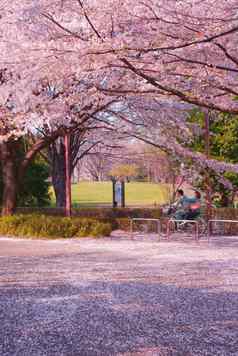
[51,181,171,207]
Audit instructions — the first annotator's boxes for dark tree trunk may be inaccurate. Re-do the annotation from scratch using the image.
[49,138,67,208]
[52,168,66,208]
[1,142,18,216]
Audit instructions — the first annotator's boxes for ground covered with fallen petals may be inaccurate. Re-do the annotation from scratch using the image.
[0,234,238,355]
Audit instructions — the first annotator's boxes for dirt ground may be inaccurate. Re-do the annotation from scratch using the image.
[0,234,238,355]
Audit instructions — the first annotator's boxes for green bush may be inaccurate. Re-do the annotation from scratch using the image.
[74,218,97,237]
[0,147,51,208]
[16,207,162,219]
[91,222,112,237]
[0,208,163,239]
[0,214,112,239]
[112,218,131,231]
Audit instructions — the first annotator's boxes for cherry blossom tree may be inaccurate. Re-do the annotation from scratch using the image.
[0,0,124,214]
[2,0,238,215]
[102,0,238,114]
[95,0,238,178]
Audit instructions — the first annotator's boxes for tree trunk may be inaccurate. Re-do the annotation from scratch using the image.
[49,138,66,208]
[53,172,66,208]
[1,142,18,215]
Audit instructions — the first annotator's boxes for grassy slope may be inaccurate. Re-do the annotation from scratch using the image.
[52,181,170,207]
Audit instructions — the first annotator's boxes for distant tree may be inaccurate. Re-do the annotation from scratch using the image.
[80,134,127,182]
[83,148,112,182]
[110,164,139,182]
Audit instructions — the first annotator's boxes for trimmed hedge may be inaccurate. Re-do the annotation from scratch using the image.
[16,207,162,219]
[0,215,160,238]
[6,208,238,239]
[0,215,112,239]
[112,218,131,231]
[2,208,238,238]
[211,208,238,220]
[0,208,162,239]
[210,208,238,235]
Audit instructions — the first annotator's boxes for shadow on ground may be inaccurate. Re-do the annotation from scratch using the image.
[0,238,238,355]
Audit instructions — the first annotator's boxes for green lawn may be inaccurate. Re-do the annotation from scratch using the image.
[51,181,171,207]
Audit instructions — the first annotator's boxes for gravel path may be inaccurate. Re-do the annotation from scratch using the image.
[0,234,238,355]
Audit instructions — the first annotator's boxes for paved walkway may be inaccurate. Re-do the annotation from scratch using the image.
[0,235,238,355]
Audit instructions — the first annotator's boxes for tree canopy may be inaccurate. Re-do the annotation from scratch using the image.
[1,1,238,214]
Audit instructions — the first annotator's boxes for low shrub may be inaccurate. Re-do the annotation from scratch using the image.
[112,218,131,231]
[0,208,162,239]
[211,208,238,220]
[16,207,162,219]
[91,222,112,237]
[211,208,238,235]
[0,214,113,239]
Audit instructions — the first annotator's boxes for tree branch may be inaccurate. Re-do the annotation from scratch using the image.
[120,58,238,114]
